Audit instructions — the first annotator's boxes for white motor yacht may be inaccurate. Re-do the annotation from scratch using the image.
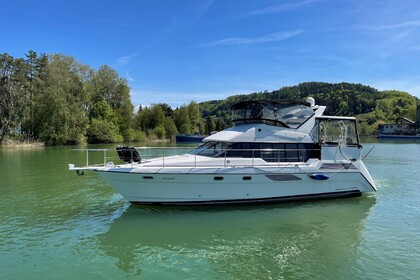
[69,98,376,205]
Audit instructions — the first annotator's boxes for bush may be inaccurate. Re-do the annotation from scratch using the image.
[130,130,148,142]
[87,118,123,143]
[151,125,166,139]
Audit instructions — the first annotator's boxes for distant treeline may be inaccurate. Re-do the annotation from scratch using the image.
[0,51,215,145]
[1,51,419,145]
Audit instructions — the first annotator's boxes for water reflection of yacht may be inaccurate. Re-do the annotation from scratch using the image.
[69,98,376,205]
[97,197,375,278]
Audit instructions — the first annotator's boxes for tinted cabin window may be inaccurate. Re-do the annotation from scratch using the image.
[216,142,320,162]
[241,143,252,158]
[285,144,297,162]
[226,143,242,157]
[273,143,286,162]
[260,143,273,162]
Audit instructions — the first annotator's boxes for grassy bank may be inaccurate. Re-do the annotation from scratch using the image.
[1,138,45,148]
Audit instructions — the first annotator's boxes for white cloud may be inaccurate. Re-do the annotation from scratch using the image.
[130,88,237,108]
[116,52,140,66]
[247,0,319,16]
[194,30,303,48]
[126,72,135,82]
[369,20,420,31]
[160,0,214,33]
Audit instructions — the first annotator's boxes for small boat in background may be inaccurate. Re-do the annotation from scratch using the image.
[176,133,205,143]
[378,108,420,139]
[378,133,420,139]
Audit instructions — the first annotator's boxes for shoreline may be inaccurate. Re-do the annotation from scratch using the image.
[1,139,45,149]
[0,137,173,148]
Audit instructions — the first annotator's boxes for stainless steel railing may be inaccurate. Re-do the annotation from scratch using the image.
[72,147,321,168]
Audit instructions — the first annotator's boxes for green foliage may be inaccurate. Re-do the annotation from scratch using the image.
[151,125,166,139]
[216,118,227,131]
[163,118,178,139]
[377,90,417,121]
[188,101,201,132]
[133,103,179,140]
[157,103,173,117]
[0,53,23,143]
[199,82,382,120]
[33,54,88,145]
[198,82,419,135]
[87,99,123,143]
[0,51,48,143]
[87,118,123,143]
[89,99,116,120]
[205,116,216,135]
[174,106,191,134]
[86,65,133,142]
[136,105,165,130]
[1,51,419,145]
[0,51,133,145]
[130,129,148,142]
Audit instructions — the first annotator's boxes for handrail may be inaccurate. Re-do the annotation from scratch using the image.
[72,148,109,166]
[71,147,322,168]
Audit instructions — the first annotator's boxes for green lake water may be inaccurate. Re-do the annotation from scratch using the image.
[1,141,420,279]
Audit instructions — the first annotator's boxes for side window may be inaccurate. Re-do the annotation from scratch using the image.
[297,144,306,162]
[306,143,321,159]
[213,142,232,157]
[226,143,242,157]
[216,142,321,162]
[273,143,285,162]
[241,143,260,158]
[285,144,298,162]
[260,143,273,162]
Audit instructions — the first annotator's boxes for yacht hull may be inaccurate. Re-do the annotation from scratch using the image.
[98,167,375,205]
[69,98,378,206]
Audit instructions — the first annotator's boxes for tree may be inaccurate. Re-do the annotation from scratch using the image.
[163,117,178,139]
[205,116,215,135]
[134,104,165,132]
[87,99,122,143]
[1,52,142,145]
[21,51,47,137]
[86,65,133,141]
[87,118,123,143]
[216,118,226,131]
[0,54,18,143]
[157,103,173,117]
[188,101,201,133]
[32,54,89,145]
[0,53,41,143]
[174,106,191,134]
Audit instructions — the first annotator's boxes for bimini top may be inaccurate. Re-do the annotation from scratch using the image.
[231,99,315,129]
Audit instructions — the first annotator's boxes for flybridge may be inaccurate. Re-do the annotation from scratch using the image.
[230,99,316,128]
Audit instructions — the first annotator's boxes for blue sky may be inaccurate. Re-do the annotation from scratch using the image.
[2,0,420,107]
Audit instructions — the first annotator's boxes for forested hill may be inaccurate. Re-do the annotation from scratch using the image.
[200,82,380,116]
[199,82,419,135]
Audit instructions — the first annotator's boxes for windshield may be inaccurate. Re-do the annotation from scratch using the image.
[311,118,359,146]
[231,101,314,128]
[189,142,232,157]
